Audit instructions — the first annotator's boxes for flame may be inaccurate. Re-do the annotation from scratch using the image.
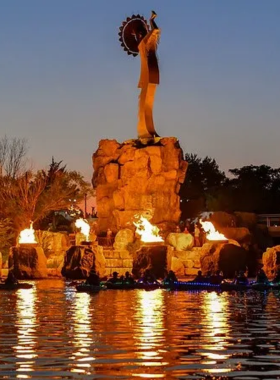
[200,220,227,241]
[19,222,37,244]
[75,218,90,241]
[133,216,163,243]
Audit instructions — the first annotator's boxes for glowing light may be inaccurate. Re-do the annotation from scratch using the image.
[200,220,227,241]
[75,218,90,241]
[15,287,38,373]
[133,215,163,243]
[19,222,37,244]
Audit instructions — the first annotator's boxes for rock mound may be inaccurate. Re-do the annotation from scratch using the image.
[92,138,188,233]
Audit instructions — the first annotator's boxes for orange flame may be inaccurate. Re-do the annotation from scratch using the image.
[19,222,37,244]
[75,218,90,241]
[200,220,227,241]
[133,215,163,243]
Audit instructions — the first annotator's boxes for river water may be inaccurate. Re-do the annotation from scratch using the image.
[0,280,280,379]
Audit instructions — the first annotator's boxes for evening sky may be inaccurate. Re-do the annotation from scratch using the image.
[0,0,279,179]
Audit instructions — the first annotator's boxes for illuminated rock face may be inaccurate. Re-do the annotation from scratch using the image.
[262,245,280,278]
[9,246,48,279]
[92,138,188,233]
[61,245,106,280]
[132,245,167,279]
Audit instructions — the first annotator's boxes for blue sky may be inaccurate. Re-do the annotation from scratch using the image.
[0,0,280,179]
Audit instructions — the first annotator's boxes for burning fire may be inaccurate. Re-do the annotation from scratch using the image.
[200,220,227,241]
[133,216,163,243]
[19,222,37,244]
[75,218,90,241]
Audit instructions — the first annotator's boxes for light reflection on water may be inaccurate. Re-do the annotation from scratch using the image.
[1,280,280,379]
[70,292,95,375]
[15,287,37,378]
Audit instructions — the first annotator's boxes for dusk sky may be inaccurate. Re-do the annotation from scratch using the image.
[1,0,280,180]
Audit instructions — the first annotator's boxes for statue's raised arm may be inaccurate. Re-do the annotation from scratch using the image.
[119,11,161,139]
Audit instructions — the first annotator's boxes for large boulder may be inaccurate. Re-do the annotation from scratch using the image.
[200,241,256,278]
[36,231,70,275]
[262,245,280,278]
[92,138,188,234]
[61,246,94,279]
[61,244,107,279]
[170,256,185,276]
[113,228,134,250]
[9,246,48,279]
[167,232,194,251]
[219,227,251,242]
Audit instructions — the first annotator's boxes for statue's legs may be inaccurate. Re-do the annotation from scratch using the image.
[137,83,158,139]
[144,83,158,137]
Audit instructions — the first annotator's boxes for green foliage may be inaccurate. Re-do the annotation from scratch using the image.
[180,153,226,218]
[180,155,280,218]
[228,165,280,213]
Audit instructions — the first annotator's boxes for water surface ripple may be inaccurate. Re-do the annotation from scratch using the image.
[0,280,280,379]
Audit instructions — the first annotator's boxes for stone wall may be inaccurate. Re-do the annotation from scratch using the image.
[92,138,188,234]
[36,230,71,275]
[103,247,133,277]
[167,246,202,277]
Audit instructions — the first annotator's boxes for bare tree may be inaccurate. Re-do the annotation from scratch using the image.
[0,136,28,177]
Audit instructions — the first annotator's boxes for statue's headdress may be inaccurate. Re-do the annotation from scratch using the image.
[118,14,149,57]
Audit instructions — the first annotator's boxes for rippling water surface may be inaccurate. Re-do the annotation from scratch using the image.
[1,280,280,379]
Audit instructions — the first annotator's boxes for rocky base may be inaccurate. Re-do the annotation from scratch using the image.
[168,240,259,278]
[262,245,280,277]
[168,246,201,276]
[61,244,107,280]
[9,246,48,279]
[132,244,167,279]
[36,230,71,274]
[92,138,188,234]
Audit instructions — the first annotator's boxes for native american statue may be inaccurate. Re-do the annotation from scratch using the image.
[119,11,160,139]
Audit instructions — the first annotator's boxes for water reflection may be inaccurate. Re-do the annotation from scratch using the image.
[15,287,38,378]
[133,290,167,378]
[2,281,280,379]
[70,292,95,375]
[201,292,232,373]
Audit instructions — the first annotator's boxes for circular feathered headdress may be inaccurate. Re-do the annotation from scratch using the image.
[118,14,149,57]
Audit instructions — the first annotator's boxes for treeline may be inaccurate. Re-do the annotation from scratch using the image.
[180,153,280,219]
[0,136,92,257]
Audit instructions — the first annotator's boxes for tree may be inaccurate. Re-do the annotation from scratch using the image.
[0,159,93,232]
[0,136,28,178]
[228,165,280,213]
[180,153,226,218]
[0,218,15,259]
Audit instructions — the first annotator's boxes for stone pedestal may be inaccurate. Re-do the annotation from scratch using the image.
[9,246,48,279]
[132,244,167,279]
[61,244,106,280]
[92,138,188,234]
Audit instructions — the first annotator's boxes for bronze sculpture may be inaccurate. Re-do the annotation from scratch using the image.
[119,11,160,139]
